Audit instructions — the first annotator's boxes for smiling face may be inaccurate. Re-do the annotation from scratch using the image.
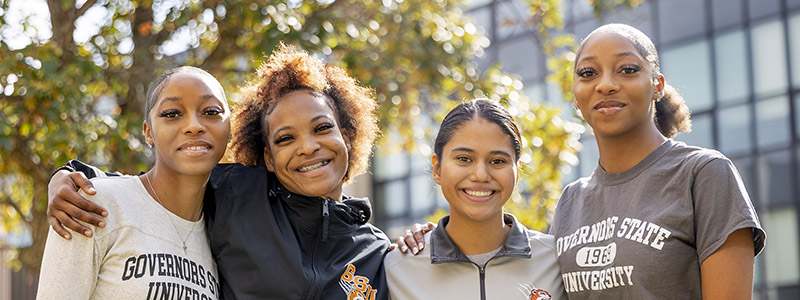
[573,31,664,139]
[144,72,230,177]
[433,118,519,224]
[263,90,350,200]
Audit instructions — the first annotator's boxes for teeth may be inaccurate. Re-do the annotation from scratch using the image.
[298,160,329,172]
[184,146,209,151]
[464,190,492,197]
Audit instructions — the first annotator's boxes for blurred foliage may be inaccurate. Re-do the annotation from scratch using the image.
[0,0,641,273]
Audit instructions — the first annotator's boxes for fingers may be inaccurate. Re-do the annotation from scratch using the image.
[50,209,93,238]
[48,216,71,240]
[70,172,96,195]
[402,229,419,255]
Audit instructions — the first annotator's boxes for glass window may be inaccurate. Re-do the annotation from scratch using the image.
[764,208,800,285]
[373,151,408,180]
[578,134,598,177]
[714,30,750,104]
[731,157,756,200]
[468,6,493,39]
[495,0,531,40]
[675,112,713,149]
[662,40,714,112]
[658,0,705,44]
[791,0,800,9]
[605,2,653,37]
[410,174,435,215]
[464,0,493,9]
[498,36,542,81]
[795,93,800,139]
[755,96,790,149]
[380,181,408,218]
[712,0,743,30]
[523,82,546,102]
[757,150,793,207]
[751,19,788,97]
[790,13,800,88]
[571,0,594,20]
[574,18,601,43]
[748,0,780,20]
[717,104,752,155]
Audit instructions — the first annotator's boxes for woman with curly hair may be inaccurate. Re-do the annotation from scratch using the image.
[549,24,765,299]
[47,44,391,300]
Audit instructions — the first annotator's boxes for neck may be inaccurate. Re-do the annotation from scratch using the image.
[141,167,208,221]
[595,123,666,173]
[444,213,511,255]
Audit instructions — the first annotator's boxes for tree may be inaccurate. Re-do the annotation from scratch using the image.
[0,0,640,274]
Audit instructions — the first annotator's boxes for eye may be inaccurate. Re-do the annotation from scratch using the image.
[204,107,224,116]
[576,67,596,78]
[159,109,180,118]
[620,64,642,74]
[490,158,507,165]
[274,135,293,145]
[456,156,472,163]
[315,123,334,133]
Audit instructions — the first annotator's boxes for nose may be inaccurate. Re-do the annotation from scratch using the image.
[183,112,206,135]
[595,72,618,95]
[296,136,321,156]
[469,162,491,182]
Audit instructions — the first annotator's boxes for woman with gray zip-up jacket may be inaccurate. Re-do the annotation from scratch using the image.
[384,99,565,300]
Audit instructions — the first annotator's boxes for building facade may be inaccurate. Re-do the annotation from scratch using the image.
[370,0,800,298]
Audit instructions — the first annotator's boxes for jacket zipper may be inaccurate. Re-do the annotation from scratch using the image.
[479,265,486,300]
[304,198,331,299]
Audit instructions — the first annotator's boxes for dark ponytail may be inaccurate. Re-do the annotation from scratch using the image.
[654,84,691,138]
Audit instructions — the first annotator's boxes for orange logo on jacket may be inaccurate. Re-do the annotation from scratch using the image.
[339,264,377,300]
[529,288,552,300]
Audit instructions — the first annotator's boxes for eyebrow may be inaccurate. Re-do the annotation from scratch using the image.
[451,147,513,158]
[271,114,332,138]
[576,51,640,64]
[160,94,218,102]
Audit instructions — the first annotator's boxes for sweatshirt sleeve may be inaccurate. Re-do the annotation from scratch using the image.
[36,220,101,299]
[53,159,123,179]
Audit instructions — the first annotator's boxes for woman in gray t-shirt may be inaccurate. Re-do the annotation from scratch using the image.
[549,23,766,299]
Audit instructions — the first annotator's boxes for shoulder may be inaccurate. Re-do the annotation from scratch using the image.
[209,163,273,192]
[384,231,431,270]
[526,229,557,253]
[81,176,141,207]
[664,140,729,172]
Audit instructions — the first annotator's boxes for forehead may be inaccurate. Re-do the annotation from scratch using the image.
[578,32,644,61]
[265,90,336,124]
[445,118,513,151]
[159,73,225,100]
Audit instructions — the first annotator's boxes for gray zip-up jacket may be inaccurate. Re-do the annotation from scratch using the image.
[384,214,565,300]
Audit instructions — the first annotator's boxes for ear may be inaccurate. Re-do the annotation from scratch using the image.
[432,155,442,185]
[264,146,276,172]
[340,128,351,152]
[142,121,153,147]
[653,75,665,100]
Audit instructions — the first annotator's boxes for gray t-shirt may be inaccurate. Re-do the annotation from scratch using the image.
[549,139,766,299]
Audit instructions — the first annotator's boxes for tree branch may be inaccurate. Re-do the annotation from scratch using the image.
[0,193,28,221]
[70,0,99,25]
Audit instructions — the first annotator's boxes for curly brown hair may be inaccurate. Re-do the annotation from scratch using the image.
[230,44,379,184]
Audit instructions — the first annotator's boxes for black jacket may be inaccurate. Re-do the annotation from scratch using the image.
[62,161,391,300]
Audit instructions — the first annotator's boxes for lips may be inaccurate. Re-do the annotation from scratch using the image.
[177,140,213,155]
[594,100,626,115]
[297,159,331,173]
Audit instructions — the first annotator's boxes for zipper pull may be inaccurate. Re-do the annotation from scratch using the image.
[322,198,330,242]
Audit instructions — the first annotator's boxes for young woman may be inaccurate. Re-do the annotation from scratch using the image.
[384,99,565,299]
[37,66,229,299]
[46,45,392,300]
[549,23,765,299]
